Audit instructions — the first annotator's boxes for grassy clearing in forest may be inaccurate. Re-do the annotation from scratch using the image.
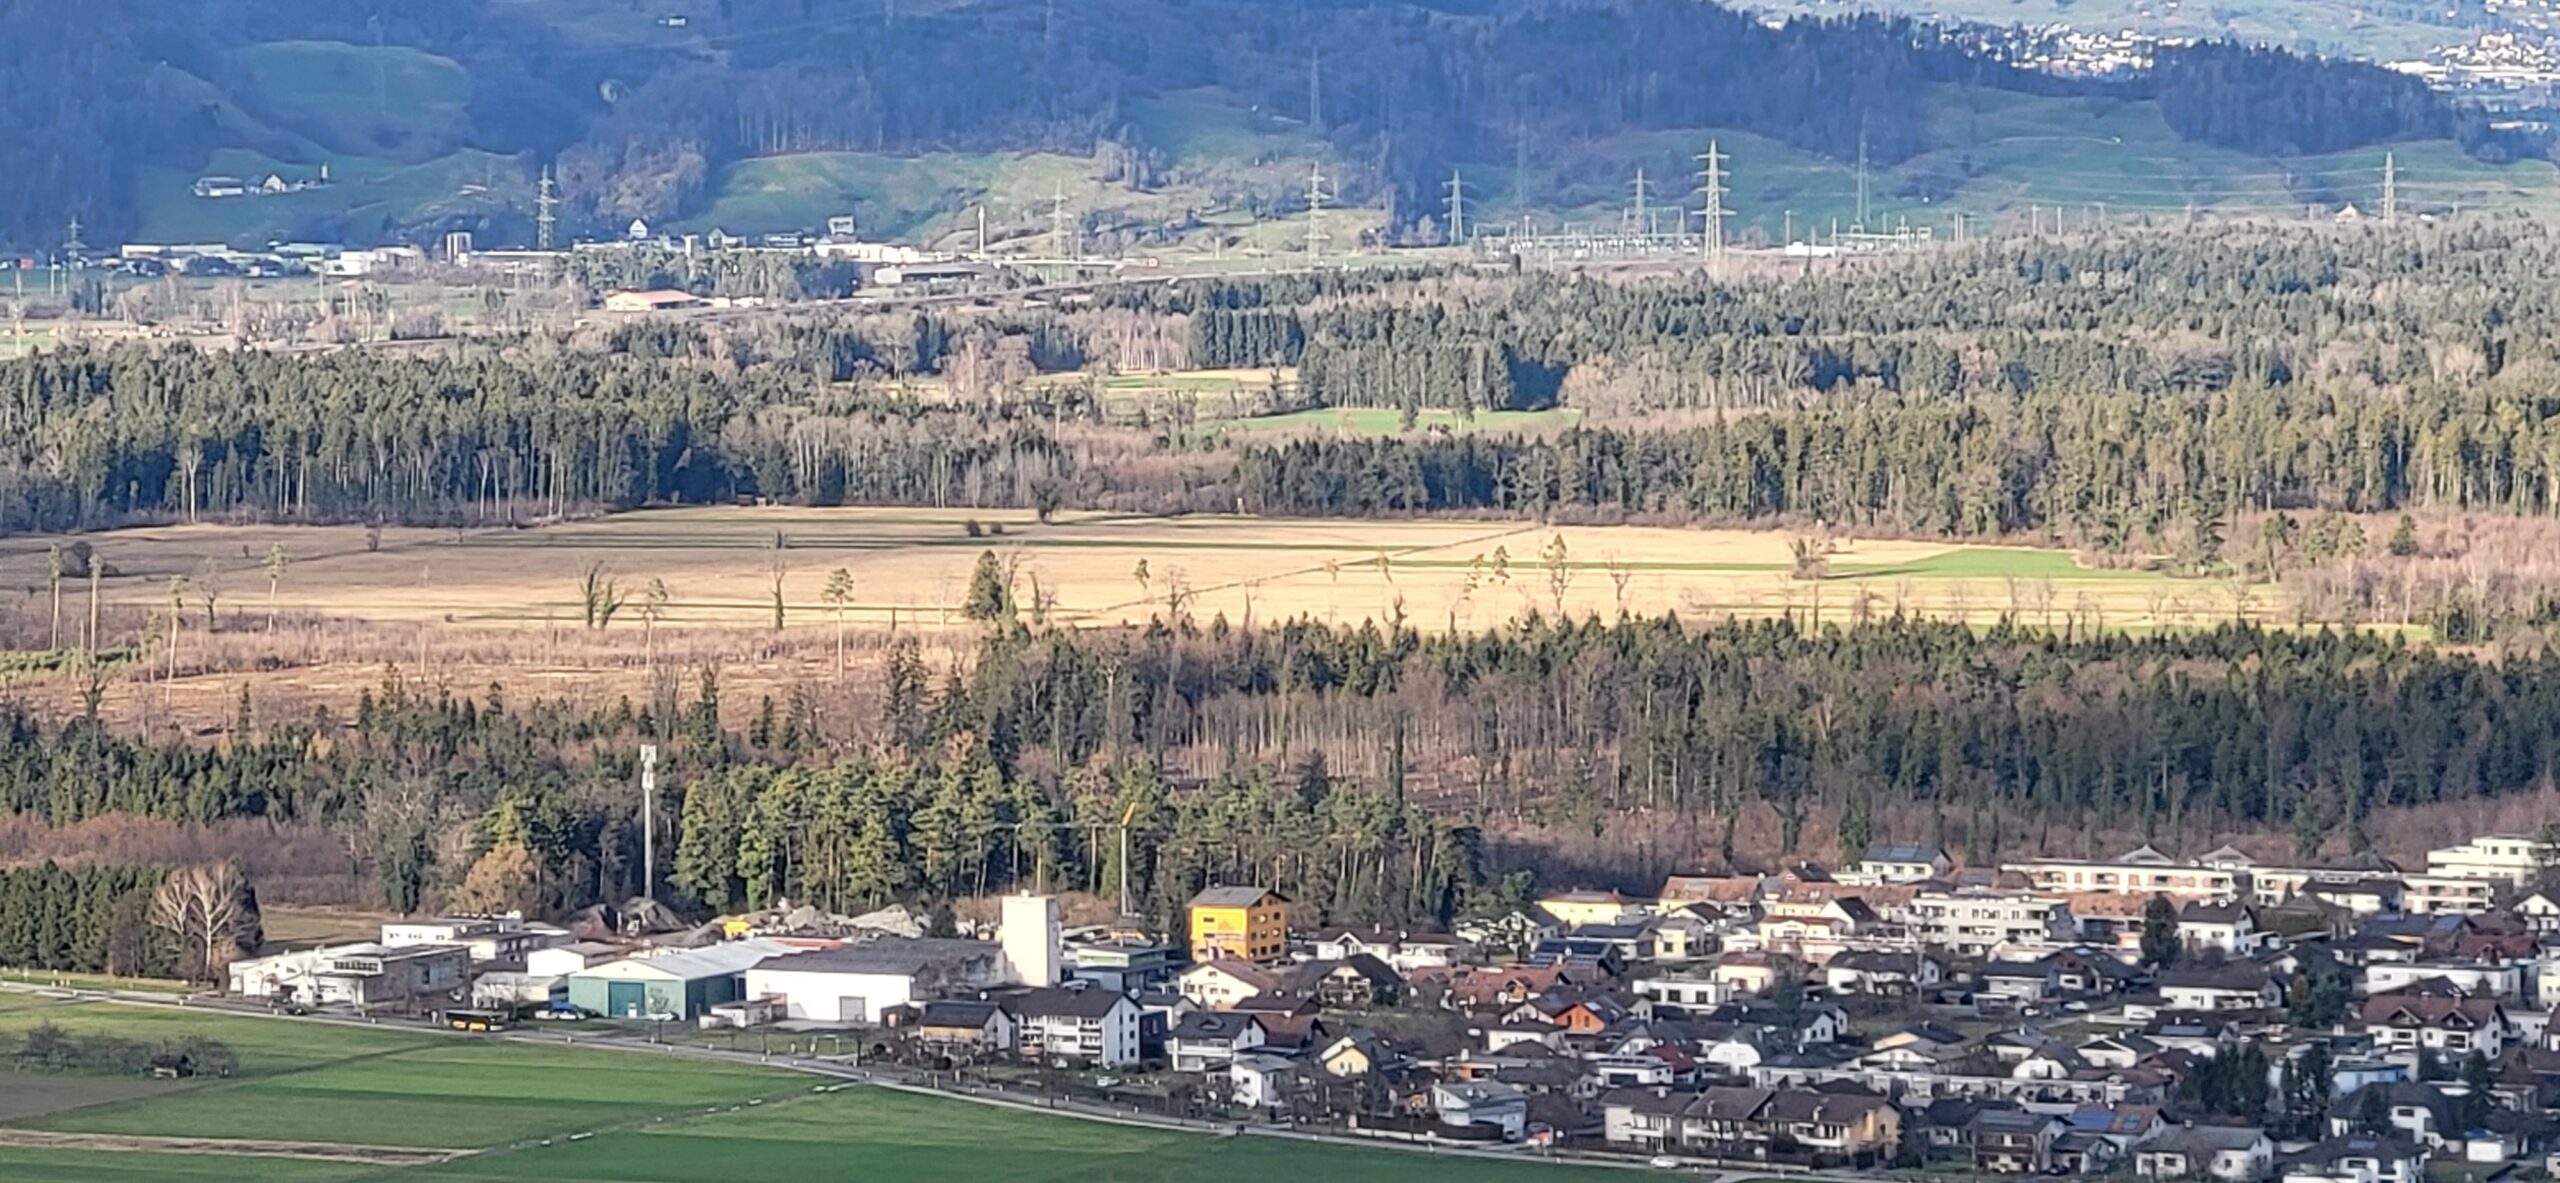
[0,508,2258,637]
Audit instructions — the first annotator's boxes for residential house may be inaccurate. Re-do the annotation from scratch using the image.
[1539,889,1644,928]
[2362,961,2520,1002]
[1433,1080,1529,1141]
[2358,994,2510,1058]
[1981,957,2064,1003]
[1904,890,2078,957]
[2326,1083,2459,1148]
[1708,951,1788,995]
[2158,963,2284,1012]
[1601,1085,1902,1164]
[1167,1011,1268,1072]
[1318,1030,1409,1078]
[1011,985,1144,1067]
[1633,970,1738,1010]
[2512,891,2560,934]
[1311,954,1403,1008]
[1228,994,1325,1051]
[2006,846,2241,900]
[2401,877,2498,916]
[1973,1108,2068,1172]
[1188,886,1288,963]
[2279,1136,2426,1183]
[2180,902,2271,956]
[916,999,1017,1059]
[2424,835,2548,886]
[1856,843,1955,884]
[2135,1124,2275,1181]
[1754,896,1877,954]
[1645,904,1724,962]
[1177,959,1295,1009]
[1227,1051,1298,1112]
[1825,949,1946,997]
[2081,1033,2165,1070]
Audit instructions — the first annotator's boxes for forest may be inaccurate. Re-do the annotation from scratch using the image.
[1,611,2556,926]
[0,0,2501,248]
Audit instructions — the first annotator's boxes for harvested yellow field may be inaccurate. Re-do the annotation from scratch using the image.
[0,507,2270,638]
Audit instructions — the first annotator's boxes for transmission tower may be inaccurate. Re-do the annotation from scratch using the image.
[1697,140,1730,262]
[1050,183,1074,260]
[1624,167,1650,238]
[535,168,559,250]
[1306,162,1331,262]
[2383,152,2399,224]
[1444,169,1467,246]
[1854,129,1870,232]
[62,215,83,261]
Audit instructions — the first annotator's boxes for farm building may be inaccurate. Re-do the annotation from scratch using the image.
[603,289,705,312]
[742,937,1007,1024]
[564,939,797,1021]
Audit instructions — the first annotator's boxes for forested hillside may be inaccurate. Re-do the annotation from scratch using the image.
[0,0,2505,249]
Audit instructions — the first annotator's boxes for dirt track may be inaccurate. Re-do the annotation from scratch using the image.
[0,1126,463,1164]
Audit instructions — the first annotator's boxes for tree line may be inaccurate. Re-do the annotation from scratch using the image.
[9,612,2560,921]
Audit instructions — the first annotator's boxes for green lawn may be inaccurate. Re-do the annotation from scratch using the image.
[0,1147,364,1183]
[27,1038,794,1150]
[399,1086,1648,1182]
[0,1003,434,1078]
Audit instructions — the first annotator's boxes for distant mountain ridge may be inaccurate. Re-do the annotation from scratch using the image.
[0,0,2514,250]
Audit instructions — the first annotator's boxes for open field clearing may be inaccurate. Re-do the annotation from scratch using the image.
[0,508,2293,732]
[401,1084,1651,1183]
[0,507,2266,636]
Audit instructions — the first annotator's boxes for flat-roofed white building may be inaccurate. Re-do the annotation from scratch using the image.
[2002,845,2239,900]
[2425,835,2547,886]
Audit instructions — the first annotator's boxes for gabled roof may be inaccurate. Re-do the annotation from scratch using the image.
[1864,843,1948,865]
[1168,1011,1265,1041]
[2288,1135,2426,1167]
[1189,885,1284,908]
[2359,993,2504,1028]
[2118,844,2176,865]
[2157,963,2273,992]
[2178,901,2255,925]
[2145,1123,2268,1155]
[1009,985,1131,1019]
[920,999,1009,1028]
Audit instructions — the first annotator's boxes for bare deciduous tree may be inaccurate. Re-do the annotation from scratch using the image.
[150,862,260,983]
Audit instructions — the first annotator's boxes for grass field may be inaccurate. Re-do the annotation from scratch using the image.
[0,508,2304,734]
[0,1006,1647,1182]
[0,1002,794,1170]
[0,1145,364,1183]
[0,508,2265,637]
[400,1085,1646,1183]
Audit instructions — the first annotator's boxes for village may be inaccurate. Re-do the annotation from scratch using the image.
[201,831,2560,1179]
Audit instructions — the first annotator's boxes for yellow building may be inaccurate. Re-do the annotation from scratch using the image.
[1538,889,1642,929]
[1187,886,1289,963]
